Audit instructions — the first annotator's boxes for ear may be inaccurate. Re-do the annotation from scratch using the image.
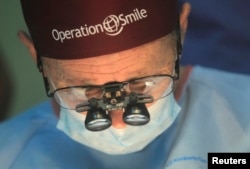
[18,30,37,63]
[179,3,191,44]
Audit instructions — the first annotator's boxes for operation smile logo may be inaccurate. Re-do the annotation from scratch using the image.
[52,8,148,43]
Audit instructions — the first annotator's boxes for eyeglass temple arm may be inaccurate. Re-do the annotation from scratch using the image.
[37,54,52,97]
[175,14,182,80]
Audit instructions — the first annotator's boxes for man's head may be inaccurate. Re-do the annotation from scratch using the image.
[19,0,191,130]
[42,32,178,129]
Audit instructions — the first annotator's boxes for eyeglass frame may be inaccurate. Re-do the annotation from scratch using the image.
[49,73,178,96]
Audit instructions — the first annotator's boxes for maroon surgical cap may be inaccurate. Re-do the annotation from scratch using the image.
[21,0,178,59]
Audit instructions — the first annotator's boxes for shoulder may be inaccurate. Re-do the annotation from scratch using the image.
[178,65,250,98]
[0,100,55,131]
[178,66,250,147]
[0,100,57,167]
[187,66,250,97]
[179,66,250,112]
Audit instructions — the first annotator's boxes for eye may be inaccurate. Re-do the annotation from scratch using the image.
[129,81,146,94]
[85,87,103,99]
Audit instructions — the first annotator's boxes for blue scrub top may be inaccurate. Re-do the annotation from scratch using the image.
[0,66,250,169]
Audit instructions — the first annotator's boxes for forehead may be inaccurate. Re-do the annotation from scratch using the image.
[43,35,176,86]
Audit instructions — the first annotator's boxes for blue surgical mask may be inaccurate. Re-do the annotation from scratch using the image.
[57,92,180,155]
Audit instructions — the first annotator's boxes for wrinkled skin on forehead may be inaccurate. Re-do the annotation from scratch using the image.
[42,34,177,89]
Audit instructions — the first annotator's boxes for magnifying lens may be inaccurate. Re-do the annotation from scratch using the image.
[75,83,153,131]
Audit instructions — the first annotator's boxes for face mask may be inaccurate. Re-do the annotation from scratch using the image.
[56,92,180,155]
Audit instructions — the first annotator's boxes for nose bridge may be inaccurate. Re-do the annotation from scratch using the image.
[109,109,127,129]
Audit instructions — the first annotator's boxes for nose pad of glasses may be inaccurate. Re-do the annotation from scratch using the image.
[123,103,150,126]
[85,108,112,131]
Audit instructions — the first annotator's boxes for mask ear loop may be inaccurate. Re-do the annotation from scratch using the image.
[37,54,53,97]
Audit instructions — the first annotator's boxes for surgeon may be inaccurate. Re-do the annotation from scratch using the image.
[1,0,250,169]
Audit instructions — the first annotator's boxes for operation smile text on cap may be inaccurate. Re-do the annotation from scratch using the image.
[21,0,178,59]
